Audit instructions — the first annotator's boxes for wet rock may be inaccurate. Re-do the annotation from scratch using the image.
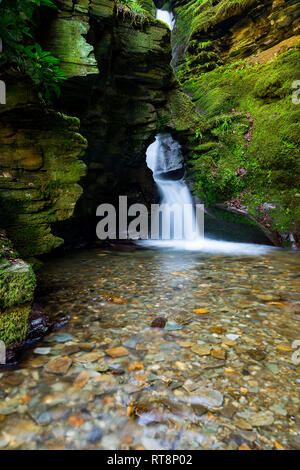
[55,334,73,343]
[33,347,51,355]
[27,304,55,341]
[191,344,211,356]
[164,321,182,330]
[234,417,253,430]
[211,326,226,334]
[105,347,129,358]
[2,375,24,386]
[211,349,227,360]
[88,426,103,444]
[265,363,280,374]
[220,403,237,419]
[62,345,80,355]
[0,398,21,415]
[123,335,141,349]
[27,398,52,426]
[183,380,199,393]
[247,349,266,361]
[239,430,257,443]
[191,403,207,416]
[73,371,91,389]
[150,317,167,328]
[191,389,224,409]
[226,334,240,341]
[96,363,109,373]
[110,367,125,375]
[288,435,300,450]
[76,352,104,363]
[45,357,72,375]
[76,342,94,351]
[249,411,274,427]
[269,404,287,416]
[194,308,210,314]
[105,295,127,304]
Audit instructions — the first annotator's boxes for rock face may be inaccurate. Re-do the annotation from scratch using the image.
[0,230,36,345]
[38,0,200,243]
[171,0,300,245]
[0,0,199,344]
[0,78,87,257]
[0,78,87,344]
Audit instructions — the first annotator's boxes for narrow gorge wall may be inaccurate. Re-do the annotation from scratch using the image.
[171,0,300,246]
[0,0,199,344]
[38,0,199,244]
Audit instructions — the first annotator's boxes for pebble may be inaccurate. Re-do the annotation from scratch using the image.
[105,347,129,358]
[191,344,211,356]
[45,357,73,375]
[164,321,182,331]
[0,247,298,450]
[191,389,224,409]
[34,347,51,355]
[226,334,240,341]
[55,334,74,343]
[249,411,274,427]
[87,426,103,443]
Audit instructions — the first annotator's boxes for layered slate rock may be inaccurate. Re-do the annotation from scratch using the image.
[171,0,300,246]
[0,79,87,257]
[0,230,36,345]
[38,0,201,243]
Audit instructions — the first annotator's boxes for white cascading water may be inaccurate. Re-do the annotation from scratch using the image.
[142,12,272,254]
[146,134,200,241]
[143,133,273,255]
[156,9,174,30]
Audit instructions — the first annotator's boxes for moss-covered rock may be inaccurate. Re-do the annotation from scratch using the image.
[34,0,205,243]
[0,230,36,345]
[0,78,87,257]
[171,0,300,245]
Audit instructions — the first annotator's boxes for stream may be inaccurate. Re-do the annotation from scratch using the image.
[0,246,299,449]
[0,0,299,454]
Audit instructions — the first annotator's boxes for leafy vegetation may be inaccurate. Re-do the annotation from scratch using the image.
[0,0,66,100]
[184,48,300,236]
[115,0,150,26]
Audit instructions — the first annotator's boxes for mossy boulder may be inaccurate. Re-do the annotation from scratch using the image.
[0,230,36,345]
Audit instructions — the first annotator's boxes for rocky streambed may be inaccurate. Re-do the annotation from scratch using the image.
[0,246,299,450]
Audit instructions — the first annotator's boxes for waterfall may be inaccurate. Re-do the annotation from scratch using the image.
[156,9,174,30]
[146,133,200,241]
[143,133,272,255]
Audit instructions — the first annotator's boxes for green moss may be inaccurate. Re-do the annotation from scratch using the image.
[46,15,99,77]
[168,87,204,132]
[0,263,36,310]
[0,231,36,345]
[209,205,259,227]
[0,304,31,345]
[6,223,64,257]
[181,46,300,235]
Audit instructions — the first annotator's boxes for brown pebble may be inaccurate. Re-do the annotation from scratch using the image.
[150,317,167,328]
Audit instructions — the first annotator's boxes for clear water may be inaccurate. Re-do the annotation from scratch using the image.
[0,247,299,450]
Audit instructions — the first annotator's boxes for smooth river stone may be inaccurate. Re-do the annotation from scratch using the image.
[191,389,224,409]
[249,411,274,427]
[191,344,211,356]
[34,347,51,355]
[55,334,73,343]
[45,357,73,375]
[105,346,129,357]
